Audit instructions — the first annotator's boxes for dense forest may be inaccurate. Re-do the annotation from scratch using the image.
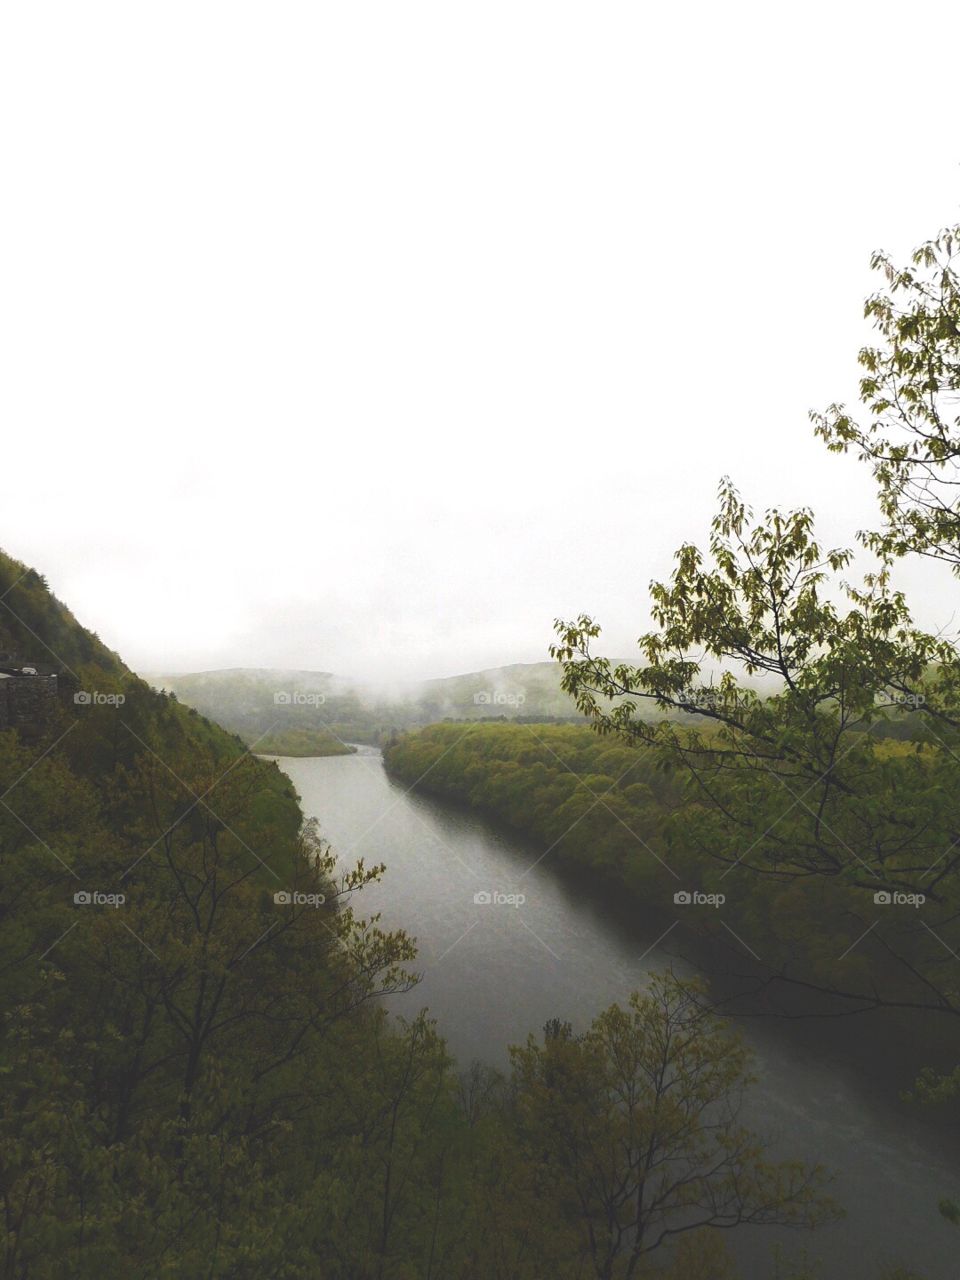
[0,552,843,1277]
[383,723,959,1079]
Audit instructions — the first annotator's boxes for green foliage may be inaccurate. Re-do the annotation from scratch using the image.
[548,232,960,1033]
[18,220,960,1280]
[0,552,124,675]
[384,720,960,1051]
[507,973,838,1277]
[253,726,357,756]
[384,721,681,897]
[814,226,960,571]
[0,562,841,1277]
[548,222,960,1253]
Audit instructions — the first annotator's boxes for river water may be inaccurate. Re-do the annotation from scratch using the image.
[274,747,959,1280]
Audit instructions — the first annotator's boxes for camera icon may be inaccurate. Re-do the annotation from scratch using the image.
[673,890,692,905]
[273,691,291,705]
[73,891,91,904]
[473,890,492,905]
[874,890,891,905]
[274,891,292,905]
[473,691,491,705]
[73,691,92,706]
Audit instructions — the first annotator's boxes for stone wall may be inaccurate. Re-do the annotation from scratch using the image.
[0,673,63,738]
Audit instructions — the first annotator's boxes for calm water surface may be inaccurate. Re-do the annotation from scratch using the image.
[274,748,959,1280]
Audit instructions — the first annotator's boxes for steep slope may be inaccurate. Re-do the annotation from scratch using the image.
[0,550,432,1276]
[0,550,301,860]
[0,553,852,1278]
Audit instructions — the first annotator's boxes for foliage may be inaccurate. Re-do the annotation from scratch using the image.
[0,560,836,1277]
[384,719,960,1075]
[550,228,960,1030]
[814,227,960,570]
[253,726,357,756]
[507,974,837,1278]
[549,224,960,1227]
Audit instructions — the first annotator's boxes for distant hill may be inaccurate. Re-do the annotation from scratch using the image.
[152,646,936,755]
[148,660,802,751]
[147,661,588,747]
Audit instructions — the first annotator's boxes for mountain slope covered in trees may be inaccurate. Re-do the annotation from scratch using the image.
[0,552,839,1278]
[150,661,590,747]
[383,722,960,1092]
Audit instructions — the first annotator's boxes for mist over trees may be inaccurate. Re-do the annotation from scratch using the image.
[0,555,837,1277]
[153,662,586,748]
[3,224,959,1277]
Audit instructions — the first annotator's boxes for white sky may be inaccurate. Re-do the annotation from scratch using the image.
[2,2,959,680]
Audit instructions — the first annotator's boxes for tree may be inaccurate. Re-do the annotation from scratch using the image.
[553,224,960,1022]
[507,973,835,1280]
[553,225,960,1235]
[815,227,960,571]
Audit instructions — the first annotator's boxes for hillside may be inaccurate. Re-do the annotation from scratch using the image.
[153,660,877,753]
[0,551,302,865]
[382,721,960,1086]
[0,551,838,1278]
[0,550,427,1275]
[149,660,593,747]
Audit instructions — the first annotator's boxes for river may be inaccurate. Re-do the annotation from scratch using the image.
[273,747,959,1280]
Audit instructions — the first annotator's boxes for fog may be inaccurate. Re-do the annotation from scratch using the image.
[2,2,959,681]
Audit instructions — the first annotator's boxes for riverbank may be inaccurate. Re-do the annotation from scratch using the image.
[382,723,960,1107]
[278,747,960,1280]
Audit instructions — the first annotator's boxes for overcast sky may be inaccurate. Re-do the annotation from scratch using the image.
[2,2,959,681]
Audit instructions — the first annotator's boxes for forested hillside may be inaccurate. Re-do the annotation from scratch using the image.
[383,722,960,1087]
[0,552,839,1277]
[152,661,599,748]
